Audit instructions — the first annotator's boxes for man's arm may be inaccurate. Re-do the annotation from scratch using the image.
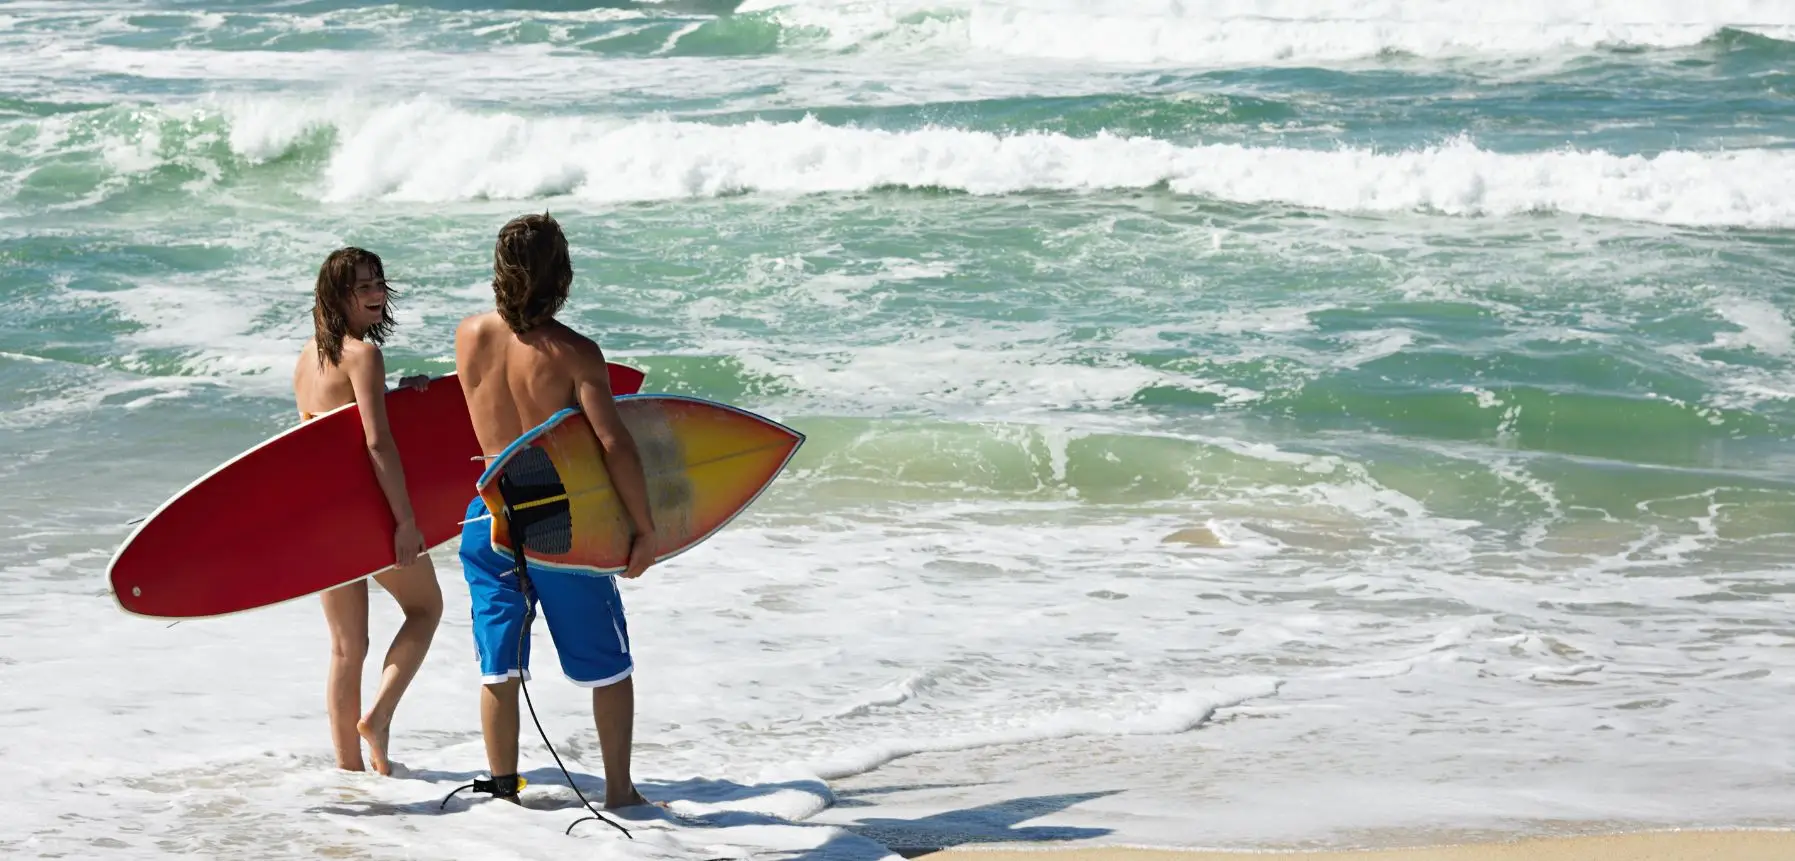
[572,339,657,577]
[453,317,476,382]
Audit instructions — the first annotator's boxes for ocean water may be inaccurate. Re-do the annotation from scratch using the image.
[4,0,1795,858]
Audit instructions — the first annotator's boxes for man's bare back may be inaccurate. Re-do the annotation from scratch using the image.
[455,311,607,456]
[453,309,658,578]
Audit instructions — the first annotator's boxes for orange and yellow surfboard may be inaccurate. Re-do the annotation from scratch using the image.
[474,394,803,575]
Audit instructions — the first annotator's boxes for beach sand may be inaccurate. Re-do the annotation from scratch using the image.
[911,829,1795,860]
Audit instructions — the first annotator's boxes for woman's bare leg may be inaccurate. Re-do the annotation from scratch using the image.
[321,580,371,771]
[358,557,443,775]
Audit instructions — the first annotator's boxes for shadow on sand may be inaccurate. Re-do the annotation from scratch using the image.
[308,766,1117,860]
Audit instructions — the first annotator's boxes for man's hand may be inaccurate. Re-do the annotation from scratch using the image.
[622,532,655,579]
[397,374,430,392]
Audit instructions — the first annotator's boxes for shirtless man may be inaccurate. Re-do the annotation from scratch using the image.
[452,212,657,808]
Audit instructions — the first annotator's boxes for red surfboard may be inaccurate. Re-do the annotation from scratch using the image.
[107,365,645,620]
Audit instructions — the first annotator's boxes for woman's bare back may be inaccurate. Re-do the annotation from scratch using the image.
[293,337,361,421]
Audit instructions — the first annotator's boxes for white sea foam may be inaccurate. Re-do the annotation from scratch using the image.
[6,458,1793,855]
[738,0,1795,63]
[12,0,1791,71]
[734,331,1175,419]
[1711,296,1795,358]
[802,677,1283,780]
[0,37,1149,122]
[1655,295,1795,410]
[151,98,1795,228]
[2,0,1790,125]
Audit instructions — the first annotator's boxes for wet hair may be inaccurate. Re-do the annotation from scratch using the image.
[312,246,394,368]
[492,212,571,335]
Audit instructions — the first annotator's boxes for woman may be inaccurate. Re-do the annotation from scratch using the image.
[292,246,443,775]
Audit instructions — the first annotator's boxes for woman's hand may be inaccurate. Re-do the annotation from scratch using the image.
[394,519,427,566]
[398,374,430,392]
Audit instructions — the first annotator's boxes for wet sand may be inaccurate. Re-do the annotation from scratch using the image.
[910,829,1795,861]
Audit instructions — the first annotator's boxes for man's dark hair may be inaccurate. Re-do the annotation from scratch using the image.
[492,212,572,335]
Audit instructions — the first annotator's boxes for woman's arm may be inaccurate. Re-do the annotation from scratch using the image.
[345,344,425,566]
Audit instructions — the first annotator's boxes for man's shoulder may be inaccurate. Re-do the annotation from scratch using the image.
[455,310,503,335]
[528,319,600,356]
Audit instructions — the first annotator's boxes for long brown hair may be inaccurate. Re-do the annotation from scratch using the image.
[492,213,571,335]
[312,246,395,367]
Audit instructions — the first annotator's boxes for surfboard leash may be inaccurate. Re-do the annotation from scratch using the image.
[513,559,634,839]
[505,536,740,855]
[437,500,633,840]
[445,475,736,855]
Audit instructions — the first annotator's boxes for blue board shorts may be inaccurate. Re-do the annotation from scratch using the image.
[458,497,633,687]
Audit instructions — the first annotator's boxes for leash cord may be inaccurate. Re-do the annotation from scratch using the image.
[512,523,633,840]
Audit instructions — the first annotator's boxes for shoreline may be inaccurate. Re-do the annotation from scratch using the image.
[899,828,1795,860]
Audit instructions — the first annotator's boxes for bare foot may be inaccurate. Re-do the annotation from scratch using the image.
[605,785,663,810]
[356,715,391,776]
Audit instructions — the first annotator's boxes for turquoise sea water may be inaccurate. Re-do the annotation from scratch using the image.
[3,2,1794,858]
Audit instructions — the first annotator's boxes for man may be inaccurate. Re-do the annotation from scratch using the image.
[452,212,658,808]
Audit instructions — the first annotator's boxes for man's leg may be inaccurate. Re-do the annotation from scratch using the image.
[459,497,532,797]
[533,569,645,808]
[592,675,647,808]
[481,677,521,779]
